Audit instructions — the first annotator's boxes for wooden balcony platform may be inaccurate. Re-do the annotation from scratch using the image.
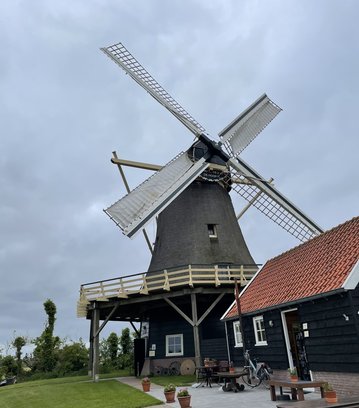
[77,264,258,317]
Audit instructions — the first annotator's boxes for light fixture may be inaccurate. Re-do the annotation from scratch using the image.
[269,320,274,327]
[343,314,349,321]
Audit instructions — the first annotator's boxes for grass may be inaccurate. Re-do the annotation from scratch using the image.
[0,376,162,408]
[150,375,196,387]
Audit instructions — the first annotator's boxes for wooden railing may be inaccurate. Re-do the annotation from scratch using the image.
[77,264,258,317]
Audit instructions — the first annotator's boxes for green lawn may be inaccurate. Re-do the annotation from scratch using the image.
[150,375,196,387]
[0,377,162,408]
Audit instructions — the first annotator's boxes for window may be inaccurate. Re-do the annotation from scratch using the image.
[233,321,243,347]
[166,334,183,356]
[253,315,267,346]
[207,224,217,238]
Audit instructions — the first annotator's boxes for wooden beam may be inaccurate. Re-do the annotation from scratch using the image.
[92,287,233,309]
[94,303,120,338]
[164,297,194,326]
[88,317,94,377]
[191,293,201,367]
[112,151,153,255]
[130,321,140,337]
[236,177,274,220]
[111,156,162,171]
[197,293,225,326]
[92,304,100,382]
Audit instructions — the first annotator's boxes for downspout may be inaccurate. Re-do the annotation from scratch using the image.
[224,320,231,363]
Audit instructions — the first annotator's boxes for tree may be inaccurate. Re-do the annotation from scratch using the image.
[99,332,119,370]
[33,299,60,372]
[107,332,119,362]
[0,355,17,377]
[57,340,88,374]
[118,328,133,370]
[12,336,26,376]
[119,328,132,355]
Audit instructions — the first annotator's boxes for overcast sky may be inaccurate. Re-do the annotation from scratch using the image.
[1,0,358,353]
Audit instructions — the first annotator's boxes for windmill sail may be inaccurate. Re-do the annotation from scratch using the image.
[228,157,323,241]
[219,94,282,157]
[101,42,205,137]
[105,153,208,238]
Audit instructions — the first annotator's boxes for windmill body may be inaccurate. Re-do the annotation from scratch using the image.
[78,42,324,380]
[148,180,255,272]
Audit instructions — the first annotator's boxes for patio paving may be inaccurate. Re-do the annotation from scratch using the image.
[118,376,321,408]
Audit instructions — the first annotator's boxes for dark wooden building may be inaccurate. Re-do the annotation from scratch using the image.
[222,217,359,395]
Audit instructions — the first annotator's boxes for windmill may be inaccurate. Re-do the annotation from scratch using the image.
[80,42,323,380]
[101,43,322,245]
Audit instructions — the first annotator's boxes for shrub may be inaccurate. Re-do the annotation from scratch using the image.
[177,388,190,397]
[164,383,176,392]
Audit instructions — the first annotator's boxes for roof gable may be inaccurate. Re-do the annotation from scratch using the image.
[224,217,359,319]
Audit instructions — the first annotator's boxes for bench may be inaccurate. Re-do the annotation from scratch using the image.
[276,396,359,408]
[269,379,325,401]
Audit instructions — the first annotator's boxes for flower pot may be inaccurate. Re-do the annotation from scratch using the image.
[325,391,337,403]
[178,395,191,408]
[142,382,151,392]
[290,375,298,382]
[164,390,176,403]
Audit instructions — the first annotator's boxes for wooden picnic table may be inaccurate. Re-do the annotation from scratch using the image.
[269,379,326,401]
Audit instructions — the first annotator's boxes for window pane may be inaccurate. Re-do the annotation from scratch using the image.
[233,321,242,346]
[253,316,267,345]
[167,334,183,355]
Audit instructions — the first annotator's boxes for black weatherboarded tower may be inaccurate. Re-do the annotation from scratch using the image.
[77,42,323,380]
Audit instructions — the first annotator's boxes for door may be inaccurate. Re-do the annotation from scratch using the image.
[281,309,311,380]
[134,338,146,377]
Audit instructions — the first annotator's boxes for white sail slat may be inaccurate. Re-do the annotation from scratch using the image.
[219,94,281,157]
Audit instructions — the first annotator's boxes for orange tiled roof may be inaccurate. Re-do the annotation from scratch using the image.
[224,217,359,319]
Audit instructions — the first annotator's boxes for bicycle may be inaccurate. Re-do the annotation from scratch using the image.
[241,350,272,389]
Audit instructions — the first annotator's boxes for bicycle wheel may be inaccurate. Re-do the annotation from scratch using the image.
[260,370,271,389]
[242,369,262,388]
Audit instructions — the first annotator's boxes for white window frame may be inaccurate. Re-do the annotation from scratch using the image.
[165,334,184,357]
[253,315,267,346]
[233,320,243,347]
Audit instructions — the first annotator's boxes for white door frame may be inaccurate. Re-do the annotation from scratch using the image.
[281,308,297,369]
